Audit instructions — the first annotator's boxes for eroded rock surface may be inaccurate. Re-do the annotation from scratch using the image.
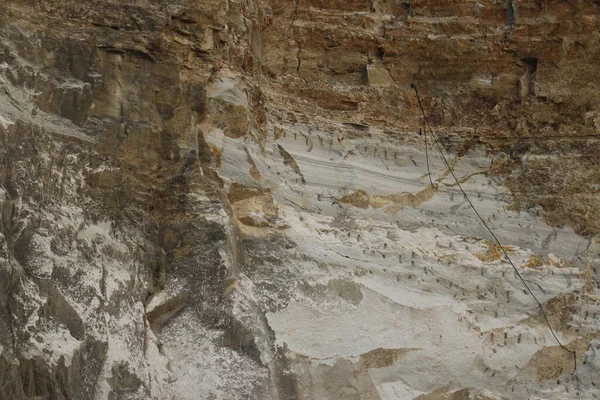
[0,0,599,399]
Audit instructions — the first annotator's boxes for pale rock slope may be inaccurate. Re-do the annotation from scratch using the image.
[0,1,599,400]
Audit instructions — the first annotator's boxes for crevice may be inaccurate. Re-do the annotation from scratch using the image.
[394,1,411,20]
[277,144,306,184]
[142,302,148,357]
[296,44,302,74]
[100,264,107,299]
[519,57,538,98]
[6,268,16,354]
[146,292,190,334]
[523,57,538,75]
[170,14,198,24]
[97,45,155,62]
[506,1,517,27]
[291,0,301,26]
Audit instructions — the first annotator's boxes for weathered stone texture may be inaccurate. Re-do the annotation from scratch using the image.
[0,0,599,399]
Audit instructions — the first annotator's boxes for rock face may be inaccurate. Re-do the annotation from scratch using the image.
[0,1,599,399]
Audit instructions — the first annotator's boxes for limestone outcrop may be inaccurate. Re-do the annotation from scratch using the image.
[0,1,599,399]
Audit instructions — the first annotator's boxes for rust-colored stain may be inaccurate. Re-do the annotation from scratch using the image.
[475,240,514,262]
[208,142,222,167]
[338,184,437,213]
[522,255,544,269]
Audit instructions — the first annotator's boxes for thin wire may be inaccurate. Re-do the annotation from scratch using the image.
[420,126,434,186]
[411,84,432,186]
[410,83,578,375]
[572,254,592,400]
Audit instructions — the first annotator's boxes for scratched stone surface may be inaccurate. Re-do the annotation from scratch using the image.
[0,1,599,399]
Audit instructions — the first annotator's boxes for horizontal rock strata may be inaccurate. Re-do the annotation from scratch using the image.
[0,0,599,399]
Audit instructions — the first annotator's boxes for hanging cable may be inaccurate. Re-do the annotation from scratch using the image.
[410,83,579,378]
[421,127,433,186]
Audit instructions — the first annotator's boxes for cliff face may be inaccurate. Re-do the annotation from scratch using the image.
[0,1,599,399]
